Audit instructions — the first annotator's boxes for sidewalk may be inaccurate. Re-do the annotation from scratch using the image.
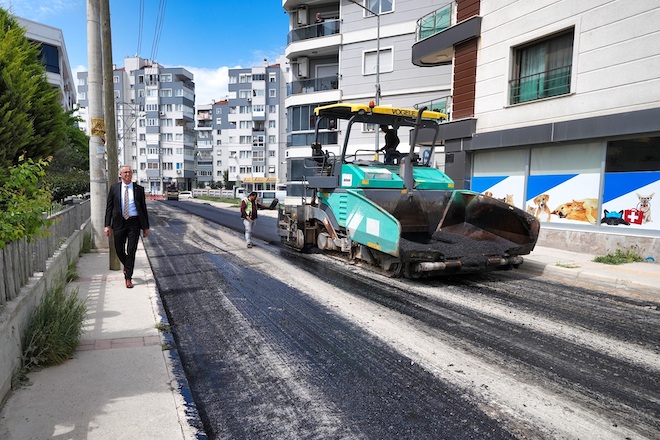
[521,245,660,302]
[0,244,202,440]
[1,226,658,440]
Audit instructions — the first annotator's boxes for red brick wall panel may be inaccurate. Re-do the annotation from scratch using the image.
[457,0,481,22]
[452,39,478,119]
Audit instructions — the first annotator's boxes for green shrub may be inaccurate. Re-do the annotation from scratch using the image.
[0,156,53,248]
[46,171,90,203]
[19,282,87,378]
[593,248,644,265]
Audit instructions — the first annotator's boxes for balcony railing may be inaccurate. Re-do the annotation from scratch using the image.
[509,66,571,104]
[287,18,341,44]
[288,75,339,96]
[416,3,454,41]
[413,95,451,120]
[287,131,338,148]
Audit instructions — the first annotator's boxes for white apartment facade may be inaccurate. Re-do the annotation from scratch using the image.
[16,16,76,112]
[214,60,288,191]
[283,0,453,164]
[412,0,660,254]
[78,57,196,195]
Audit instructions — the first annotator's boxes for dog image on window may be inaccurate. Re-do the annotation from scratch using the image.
[552,198,598,224]
[532,194,552,221]
[636,192,654,223]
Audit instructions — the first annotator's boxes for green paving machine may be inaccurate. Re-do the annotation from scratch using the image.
[278,102,540,278]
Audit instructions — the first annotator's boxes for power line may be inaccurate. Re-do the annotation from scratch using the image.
[136,0,144,56]
[150,0,167,61]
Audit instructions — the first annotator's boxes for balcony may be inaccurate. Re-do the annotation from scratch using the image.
[288,75,339,96]
[416,3,453,41]
[287,19,340,44]
[413,95,451,120]
[412,3,482,67]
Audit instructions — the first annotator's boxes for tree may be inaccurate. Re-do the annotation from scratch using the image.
[49,111,89,173]
[0,7,73,243]
[0,7,68,175]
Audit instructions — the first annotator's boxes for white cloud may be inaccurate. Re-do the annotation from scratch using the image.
[0,0,80,18]
[184,65,233,107]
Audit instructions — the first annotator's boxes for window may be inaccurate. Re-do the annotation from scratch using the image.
[364,0,394,16]
[269,135,276,144]
[269,73,277,83]
[39,43,60,73]
[269,89,276,98]
[269,105,276,114]
[159,89,173,98]
[269,120,276,128]
[606,138,660,173]
[510,29,574,104]
[113,75,119,83]
[363,47,393,75]
[160,73,172,82]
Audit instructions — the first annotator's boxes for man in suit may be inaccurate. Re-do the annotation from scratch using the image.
[104,165,150,288]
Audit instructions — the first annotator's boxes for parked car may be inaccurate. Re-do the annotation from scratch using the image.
[179,190,193,200]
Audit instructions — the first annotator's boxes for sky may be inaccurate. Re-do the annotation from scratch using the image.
[1,0,290,105]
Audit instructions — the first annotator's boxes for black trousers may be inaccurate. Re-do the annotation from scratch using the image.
[113,217,141,280]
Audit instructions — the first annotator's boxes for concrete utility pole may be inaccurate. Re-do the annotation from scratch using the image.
[87,0,108,250]
[101,0,120,269]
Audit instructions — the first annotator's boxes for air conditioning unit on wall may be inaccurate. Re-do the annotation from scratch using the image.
[297,6,308,25]
[297,57,309,78]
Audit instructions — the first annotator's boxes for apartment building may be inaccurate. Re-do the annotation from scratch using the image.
[412,0,660,254]
[283,0,452,164]
[78,56,196,195]
[195,103,215,187]
[225,61,287,191]
[16,16,76,112]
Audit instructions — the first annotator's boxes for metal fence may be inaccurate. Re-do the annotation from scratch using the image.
[0,199,91,306]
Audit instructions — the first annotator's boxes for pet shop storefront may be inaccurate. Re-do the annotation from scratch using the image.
[470,136,660,257]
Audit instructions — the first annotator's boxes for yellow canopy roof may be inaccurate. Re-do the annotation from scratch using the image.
[314,102,446,122]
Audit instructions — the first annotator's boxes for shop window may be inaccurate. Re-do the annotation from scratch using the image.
[606,138,660,172]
